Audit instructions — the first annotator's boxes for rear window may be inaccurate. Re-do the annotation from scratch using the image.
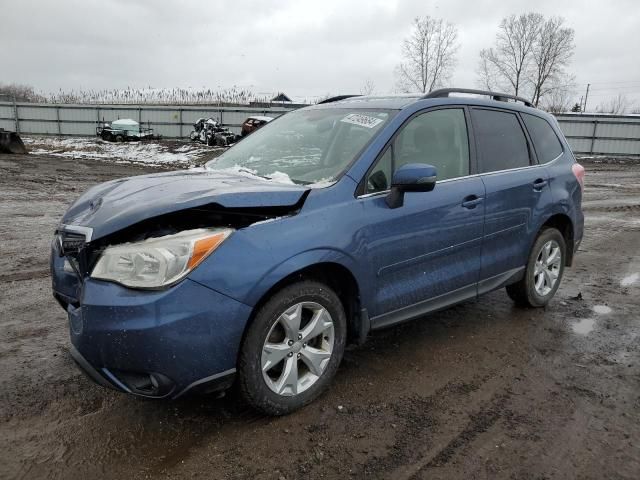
[471,109,530,173]
[522,113,563,163]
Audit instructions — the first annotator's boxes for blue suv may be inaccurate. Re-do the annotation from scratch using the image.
[51,88,584,415]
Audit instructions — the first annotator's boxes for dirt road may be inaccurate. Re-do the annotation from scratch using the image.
[1,154,638,479]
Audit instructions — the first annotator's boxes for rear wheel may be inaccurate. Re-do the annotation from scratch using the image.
[238,281,347,415]
[506,228,566,307]
[115,134,124,142]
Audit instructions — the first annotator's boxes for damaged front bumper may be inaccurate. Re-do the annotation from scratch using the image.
[52,245,251,399]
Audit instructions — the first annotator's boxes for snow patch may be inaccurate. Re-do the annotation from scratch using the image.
[266,171,295,185]
[592,305,612,315]
[308,178,336,188]
[214,166,293,185]
[23,135,214,166]
[621,273,639,286]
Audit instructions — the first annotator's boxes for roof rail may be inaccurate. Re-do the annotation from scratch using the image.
[317,95,361,104]
[423,88,534,108]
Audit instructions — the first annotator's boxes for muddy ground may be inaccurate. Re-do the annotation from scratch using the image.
[0,153,638,479]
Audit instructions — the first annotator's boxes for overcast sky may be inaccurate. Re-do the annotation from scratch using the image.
[2,0,639,107]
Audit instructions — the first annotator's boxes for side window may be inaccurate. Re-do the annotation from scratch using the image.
[471,109,531,173]
[366,147,392,193]
[364,108,469,193]
[522,113,563,163]
[394,109,469,181]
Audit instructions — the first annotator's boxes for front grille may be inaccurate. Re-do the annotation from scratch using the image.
[56,229,89,276]
[59,231,86,258]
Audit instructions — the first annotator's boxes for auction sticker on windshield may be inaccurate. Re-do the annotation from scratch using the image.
[340,113,384,129]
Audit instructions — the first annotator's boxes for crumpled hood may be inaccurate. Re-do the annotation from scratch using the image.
[61,168,309,241]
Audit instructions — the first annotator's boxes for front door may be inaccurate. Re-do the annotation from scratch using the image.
[358,108,485,324]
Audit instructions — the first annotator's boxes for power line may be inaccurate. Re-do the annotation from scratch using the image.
[586,85,640,92]
[583,80,640,85]
[583,92,640,98]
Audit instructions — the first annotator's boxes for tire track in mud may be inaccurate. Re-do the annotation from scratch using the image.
[356,375,506,479]
[383,390,512,480]
[418,394,509,471]
[0,269,50,283]
[583,203,640,213]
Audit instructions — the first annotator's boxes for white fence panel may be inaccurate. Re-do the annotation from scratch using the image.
[555,114,640,156]
[2,102,639,156]
[0,119,15,130]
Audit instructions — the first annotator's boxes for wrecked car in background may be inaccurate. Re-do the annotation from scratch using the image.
[96,119,156,142]
[189,117,238,146]
[52,89,584,415]
[0,128,27,154]
[241,115,273,137]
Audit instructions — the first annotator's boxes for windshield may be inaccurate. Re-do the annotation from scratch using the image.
[206,108,394,185]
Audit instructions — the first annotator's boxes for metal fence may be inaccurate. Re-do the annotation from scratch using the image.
[1,101,639,156]
[555,113,640,156]
[0,101,296,137]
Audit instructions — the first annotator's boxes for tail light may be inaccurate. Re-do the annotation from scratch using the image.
[572,163,585,190]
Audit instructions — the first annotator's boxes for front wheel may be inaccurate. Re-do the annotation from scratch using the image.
[238,281,347,415]
[506,228,566,307]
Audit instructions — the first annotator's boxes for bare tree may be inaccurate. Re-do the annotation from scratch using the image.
[360,79,376,96]
[596,94,632,115]
[530,17,575,106]
[539,84,574,114]
[395,16,459,93]
[478,13,543,96]
[477,53,498,91]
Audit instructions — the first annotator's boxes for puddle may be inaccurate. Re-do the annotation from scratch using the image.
[621,273,639,286]
[572,318,596,335]
[593,305,612,315]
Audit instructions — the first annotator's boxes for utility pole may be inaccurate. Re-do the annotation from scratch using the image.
[583,84,590,113]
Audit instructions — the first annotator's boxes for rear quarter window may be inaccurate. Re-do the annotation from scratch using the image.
[471,109,531,173]
[522,113,563,163]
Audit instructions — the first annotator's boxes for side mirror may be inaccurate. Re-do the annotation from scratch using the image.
[385,163,437,209]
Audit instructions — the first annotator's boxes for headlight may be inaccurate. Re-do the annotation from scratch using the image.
[91,228,232,288]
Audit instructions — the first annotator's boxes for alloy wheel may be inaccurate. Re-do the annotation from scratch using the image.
[261,302,335,396]
[533,239,562,296]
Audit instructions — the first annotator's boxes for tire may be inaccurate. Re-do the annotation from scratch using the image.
[115,135,124,143]
[506,227,566,307]
[238,281,347,415]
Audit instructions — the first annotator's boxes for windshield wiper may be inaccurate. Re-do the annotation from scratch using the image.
[236,167,270,180]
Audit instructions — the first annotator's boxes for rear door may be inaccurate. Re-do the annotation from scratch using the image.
[470,108,553,291]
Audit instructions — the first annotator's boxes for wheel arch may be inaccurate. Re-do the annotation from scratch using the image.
[539,212,575,266]
[242,253,366,348]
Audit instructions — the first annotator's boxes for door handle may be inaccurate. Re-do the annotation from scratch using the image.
[462,195,483,209]
[533,178,548,190]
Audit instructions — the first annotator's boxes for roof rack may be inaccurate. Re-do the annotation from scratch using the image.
[423,88,534,108]
[317,95,361,104]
